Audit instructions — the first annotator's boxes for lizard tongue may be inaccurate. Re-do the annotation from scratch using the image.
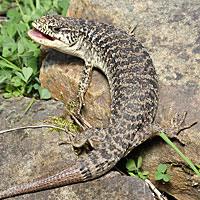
[28,29,55,41]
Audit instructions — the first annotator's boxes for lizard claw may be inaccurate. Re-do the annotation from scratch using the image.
[165,112,197,139]
[170,112,197,134]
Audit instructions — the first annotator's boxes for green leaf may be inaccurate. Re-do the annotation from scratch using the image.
[41,0,52,9]
[137,156,142,169]
[27,0,36,10]
[138,171,148,180]
[142,171,149,176]
[163,174,171,182]
[34,77,41,84]
[2,36,15,46]
[154,171,163,180]
[128,172,136,177]
[53,0,58,9]
[157,164,167,173]
[33,49,40,57]
[16,23,27,33]
[27,84,33,94]
[59,0,70,16]
[138,171,143,178]
[13,90,21,97]
[0,35,3,43]
[27,40,38,51]
[11,76,22,87]
[3,92,12,99]
[33,83,40,90]
[20,86,25,95]
[2,48,11,57]
[2,37,17,56]
[7,9,21,23]
[23,5,31,15]
[24,57,38,73]
[0,69,12,76]
[39,88,51,100]
[1,24,8,36]
[22,14,31,23]
[30,9,43,21]
[22,67,33,82]
[5,84,14,92]
[126,159,137,171]
[18,41,25,55]
[7,24,17,38]
[15,72,25,83]
[20,51,34,57]
[0,75,8,84]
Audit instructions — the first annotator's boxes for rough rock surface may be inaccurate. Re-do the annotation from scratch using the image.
[0,96,154,200]
[39,0,200,200]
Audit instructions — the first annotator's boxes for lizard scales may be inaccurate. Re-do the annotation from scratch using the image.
[0,15,158,199]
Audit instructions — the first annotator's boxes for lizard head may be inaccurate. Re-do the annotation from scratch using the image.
[28,15,85,57]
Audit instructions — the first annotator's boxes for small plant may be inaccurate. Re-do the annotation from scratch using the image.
[42,110,93,156]
[126,156,149,180]
[0,0,70,99]
[43,116,80,134]
[154,164,171,182]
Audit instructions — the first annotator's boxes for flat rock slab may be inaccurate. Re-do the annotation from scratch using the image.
[0,96,154,200]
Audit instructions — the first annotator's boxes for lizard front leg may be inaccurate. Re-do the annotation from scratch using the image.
[74,62,93,114]
[68,128,107,149]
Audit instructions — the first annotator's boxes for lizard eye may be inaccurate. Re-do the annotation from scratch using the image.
[48,26,60,32]
[52,27,60,32]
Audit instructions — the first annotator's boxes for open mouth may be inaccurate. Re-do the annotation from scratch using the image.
[28,29,55,41]
[28,27,74,54]
[28,28,72,55]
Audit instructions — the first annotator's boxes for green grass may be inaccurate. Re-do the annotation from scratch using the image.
[159,132,200,177]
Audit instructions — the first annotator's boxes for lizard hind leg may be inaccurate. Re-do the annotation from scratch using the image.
[124,112,197,157]
[159,112,197,139]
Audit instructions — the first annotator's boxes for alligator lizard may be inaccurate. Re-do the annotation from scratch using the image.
[0,15,159,199]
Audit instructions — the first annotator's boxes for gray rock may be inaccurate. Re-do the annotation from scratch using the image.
[0,96,154,199]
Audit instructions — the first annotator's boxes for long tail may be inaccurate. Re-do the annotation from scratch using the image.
[0,138,126,199]
[0,163,80,199]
